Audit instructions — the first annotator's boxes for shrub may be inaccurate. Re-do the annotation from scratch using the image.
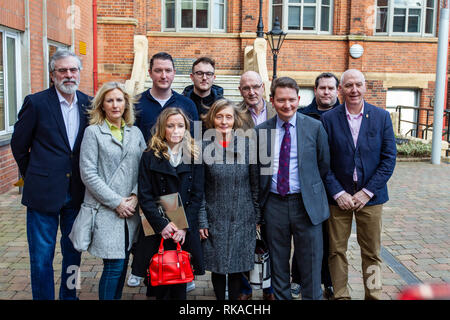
[396,140,432,157]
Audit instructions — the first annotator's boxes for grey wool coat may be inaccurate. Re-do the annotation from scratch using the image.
[198,135,261,274]
[79,121,146,259]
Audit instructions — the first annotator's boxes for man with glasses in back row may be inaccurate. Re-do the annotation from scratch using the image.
[11,49,91,300]
[182,57,224,124]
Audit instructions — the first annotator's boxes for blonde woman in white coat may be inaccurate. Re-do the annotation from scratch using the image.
[79,82,146,300]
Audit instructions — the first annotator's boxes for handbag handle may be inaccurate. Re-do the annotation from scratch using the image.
[158,236,182,254]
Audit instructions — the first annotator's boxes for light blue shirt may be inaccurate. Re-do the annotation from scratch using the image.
[270,113,301,194]
[56,88,79,150]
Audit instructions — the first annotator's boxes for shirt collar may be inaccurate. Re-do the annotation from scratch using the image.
[345,102,364,119]
[105,118,125,130]
[276,111,297,129]
[55,87,78,107]
[249,100,266,117]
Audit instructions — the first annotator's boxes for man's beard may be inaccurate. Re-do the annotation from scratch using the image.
[55,78,79,95]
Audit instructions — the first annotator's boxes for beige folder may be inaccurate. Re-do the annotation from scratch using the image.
[140,192,189,236]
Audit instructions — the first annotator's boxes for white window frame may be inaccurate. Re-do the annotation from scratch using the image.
[162,0,227,32]
[270,0,333,34]
[0,28,22,136]
[374,0,437,37]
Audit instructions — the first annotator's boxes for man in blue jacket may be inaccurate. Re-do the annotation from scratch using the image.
[321,69,397,300]
[11,49,91,300]
[134,52,199,142]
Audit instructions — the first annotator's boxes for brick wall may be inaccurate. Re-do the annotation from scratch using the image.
[0,0,93,194]
[0,145,18,194]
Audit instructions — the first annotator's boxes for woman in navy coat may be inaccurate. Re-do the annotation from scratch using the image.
[132,107,204,300]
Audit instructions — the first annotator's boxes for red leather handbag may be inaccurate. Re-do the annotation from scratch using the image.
[148,237,194,286]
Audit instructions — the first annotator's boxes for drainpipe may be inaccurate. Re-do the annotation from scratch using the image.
[93,0,98,93]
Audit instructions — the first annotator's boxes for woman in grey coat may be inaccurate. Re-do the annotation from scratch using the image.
[199,99,261,300]
[79,82,146,300]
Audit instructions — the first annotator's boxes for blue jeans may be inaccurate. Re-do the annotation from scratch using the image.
[98,253,130,300]
[26,194,81,300]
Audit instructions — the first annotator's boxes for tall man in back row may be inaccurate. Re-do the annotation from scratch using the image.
[321,69,397,300]
[11,49,91,300]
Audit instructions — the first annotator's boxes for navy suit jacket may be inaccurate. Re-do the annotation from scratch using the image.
[11,86,91,212]
[256,113,331,225]
[321,101,397,206]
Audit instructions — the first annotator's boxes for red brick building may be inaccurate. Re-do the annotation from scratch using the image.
[1,0,449,193]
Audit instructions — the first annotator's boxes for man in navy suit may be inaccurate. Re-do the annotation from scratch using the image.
[256,77,330,300]
[321,69,397,300]
[11,49,91,300]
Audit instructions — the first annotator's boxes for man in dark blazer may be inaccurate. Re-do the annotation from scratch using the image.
[321,69,397,300]
[11,49,91,300]
[256,77,330,300]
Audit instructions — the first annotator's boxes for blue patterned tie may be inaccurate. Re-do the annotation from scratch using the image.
[277,122,291,196]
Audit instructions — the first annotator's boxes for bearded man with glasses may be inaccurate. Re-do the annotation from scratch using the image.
[11,49,91,300]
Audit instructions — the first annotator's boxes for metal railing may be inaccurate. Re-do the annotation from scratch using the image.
[395,105,450,156]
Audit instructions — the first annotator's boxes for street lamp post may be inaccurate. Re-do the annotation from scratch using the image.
[256,0,264,38]
[266,16,287,80]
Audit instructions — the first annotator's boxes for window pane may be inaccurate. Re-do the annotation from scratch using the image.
[322,0,330,5]
[407,8,421,32]
[288,0,301,3]
[7,37,17,127]
[213,1,224,29]
[304,0,316,3]
[288,6,301,30]
[393,8,406,32]
[426,0,434,7]
[303,6,316,30]
[273,5,283,27]
[196,1,208,28]
[425,8,433,34]
[377,0,388,6]
[376,7,388,32]
[181,1,193,28]
[320,6,330,31]
[165,1,175,28]
[0,33,4,131]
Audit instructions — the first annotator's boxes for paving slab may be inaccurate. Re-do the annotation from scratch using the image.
[0,161,449,300]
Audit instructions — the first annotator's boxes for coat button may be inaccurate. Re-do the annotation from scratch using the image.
[162,189,166,193]
[185,201,190,206]
[66,173,71,178]
[160,177,164,181]
[188,176,192,180]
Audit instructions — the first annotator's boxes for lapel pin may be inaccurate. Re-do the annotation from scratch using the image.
[366,114,369,118]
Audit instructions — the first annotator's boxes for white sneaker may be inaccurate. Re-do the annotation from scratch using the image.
[186,281,196,292]
[127,274,143,287]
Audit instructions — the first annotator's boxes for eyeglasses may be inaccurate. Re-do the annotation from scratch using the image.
[193,71,215,78]
[241,83,263,92]
[54,68,79,74]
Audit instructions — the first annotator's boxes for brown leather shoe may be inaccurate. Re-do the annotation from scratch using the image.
[238,293,252,300]
[263,292,275,300]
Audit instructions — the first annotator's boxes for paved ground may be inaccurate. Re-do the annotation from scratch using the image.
[0,161,449,300]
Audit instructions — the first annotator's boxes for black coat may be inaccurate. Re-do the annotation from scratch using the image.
[131,149,205,277]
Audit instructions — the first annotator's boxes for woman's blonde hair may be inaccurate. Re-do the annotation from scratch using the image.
[201,98,244,130]
[148,107,199,161]
[88,82,135,126]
